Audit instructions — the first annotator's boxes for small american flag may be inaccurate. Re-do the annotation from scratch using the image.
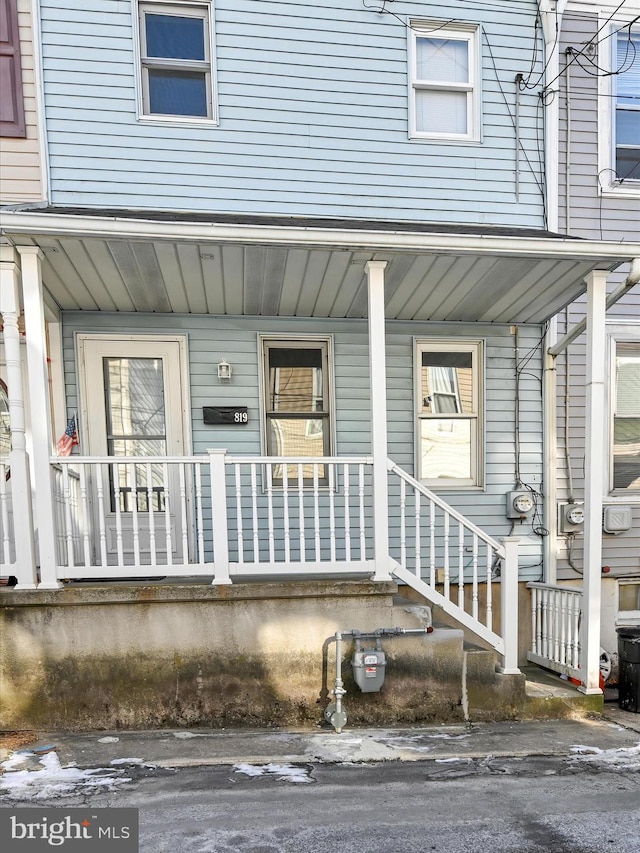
[56,414,79,456]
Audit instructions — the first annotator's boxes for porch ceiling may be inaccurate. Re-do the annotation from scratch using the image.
[3,210,638,324]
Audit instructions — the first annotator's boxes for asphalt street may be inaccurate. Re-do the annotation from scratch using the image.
[2,719,640,853]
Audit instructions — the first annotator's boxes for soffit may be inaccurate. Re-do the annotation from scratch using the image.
[3,214,635,324]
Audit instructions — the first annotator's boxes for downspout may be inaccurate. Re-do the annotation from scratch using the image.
[543,317,558,583]
[549,259,640,357]
[540,2,567,582]
[540,0,568,233]
[31,0,50,204]
[565,48,572,234]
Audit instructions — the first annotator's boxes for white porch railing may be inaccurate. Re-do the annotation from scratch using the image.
[387,460,520,672]
[0,461,15,574]
[527,582,582,679]
[49,454,375,582]
[46,452,521,669]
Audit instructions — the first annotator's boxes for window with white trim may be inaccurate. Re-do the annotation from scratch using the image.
[409,22,479,141]
[610,338,640,494]
[261,338,333,484]
[613,27,640,182]
[416,341,483,488]
[619,581,640,626]
[137,2,215,121]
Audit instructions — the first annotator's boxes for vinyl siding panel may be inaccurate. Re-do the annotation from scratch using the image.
[40,0,546,226]
[558,11,640,239]
[554,10,640,580]
[0,0,44,203]
[61,313,545,579]
[555,289,640,580]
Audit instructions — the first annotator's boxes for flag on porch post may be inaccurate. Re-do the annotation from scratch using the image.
[56,414,79,456]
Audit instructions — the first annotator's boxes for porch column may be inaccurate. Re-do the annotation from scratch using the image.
[0,247,38,587]
[365,260,392,581]
[17,246,62,589]
[579,269,608,695]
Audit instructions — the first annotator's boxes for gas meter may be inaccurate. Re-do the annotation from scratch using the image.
[352,646,386,693]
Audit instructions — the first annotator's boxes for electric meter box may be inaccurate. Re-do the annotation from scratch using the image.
[352,649,386,693]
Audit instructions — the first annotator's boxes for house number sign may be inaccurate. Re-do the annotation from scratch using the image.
[203,406,249,425]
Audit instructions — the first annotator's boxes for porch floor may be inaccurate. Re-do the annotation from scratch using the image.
[521,665,604,719]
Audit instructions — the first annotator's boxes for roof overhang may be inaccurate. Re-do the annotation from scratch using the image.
[2,209,639,324]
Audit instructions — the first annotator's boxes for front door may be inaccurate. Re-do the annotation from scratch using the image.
[78,335,189,566]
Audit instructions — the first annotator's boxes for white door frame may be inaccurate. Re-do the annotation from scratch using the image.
[77,333,192,565]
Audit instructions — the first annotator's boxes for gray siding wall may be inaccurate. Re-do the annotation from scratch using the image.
[40,0,546,227]
[558,12,640,238]
[555,294,640,580]
[554,11,640,579]
[61,312,545,578]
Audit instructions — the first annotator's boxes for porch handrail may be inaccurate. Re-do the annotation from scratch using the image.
[387,459,505,557]
[387,459,520,672]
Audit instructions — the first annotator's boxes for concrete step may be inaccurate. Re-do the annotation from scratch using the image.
[391,593,603,722]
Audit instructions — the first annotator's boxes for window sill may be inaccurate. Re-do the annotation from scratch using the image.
[600,184,640,200]
[409,133,481,145]
[137,115,218,129]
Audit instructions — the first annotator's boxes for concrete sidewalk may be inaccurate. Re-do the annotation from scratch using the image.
[3,707,639,770]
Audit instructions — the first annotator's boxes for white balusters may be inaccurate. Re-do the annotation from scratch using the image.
[129,462,141,566]
[162,462,172,567]
[527,582,583,677]
[358,463,366,560]
[457,524,464,610]
[46,455,374,581]
[283,465,291,563]
[343,463,351,562]
[297,463,306,562]
[266,463,275,564]
[146,462,157,566]
[0,464,13,567]
[234,463,244,564]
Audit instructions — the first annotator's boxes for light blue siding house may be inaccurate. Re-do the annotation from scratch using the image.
[1,0,638,728]
[545,0,640,685]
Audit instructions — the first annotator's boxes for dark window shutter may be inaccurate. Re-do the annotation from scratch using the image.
[0,0,26,138]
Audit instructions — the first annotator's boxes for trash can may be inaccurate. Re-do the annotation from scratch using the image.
[617,627,640,713]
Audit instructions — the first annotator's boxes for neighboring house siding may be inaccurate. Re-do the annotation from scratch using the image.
[558,12,640,238]
[60,312,545,577]
[555,295,640,580]
[39,0,546,226]
[555,9,640,580]
[0,0,44,203]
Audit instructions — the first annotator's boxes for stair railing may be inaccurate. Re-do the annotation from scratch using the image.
[387,459,520,673]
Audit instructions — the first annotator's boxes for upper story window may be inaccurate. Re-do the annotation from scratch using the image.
[137,1,216,122]
[409,22,479,142]
[415,340,483,488]
[0,0,26,137]
[613,28,640,182]
[610,337,640,496]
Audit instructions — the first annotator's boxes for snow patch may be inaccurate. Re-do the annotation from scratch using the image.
[569,742,640,771]
[172,731,209,739]
[233,763,313,783]
[0,750,132,800]
[110,757,155,767]
[97,736,120,743]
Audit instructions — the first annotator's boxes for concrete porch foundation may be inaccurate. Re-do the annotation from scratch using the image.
[0,581,598,731]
